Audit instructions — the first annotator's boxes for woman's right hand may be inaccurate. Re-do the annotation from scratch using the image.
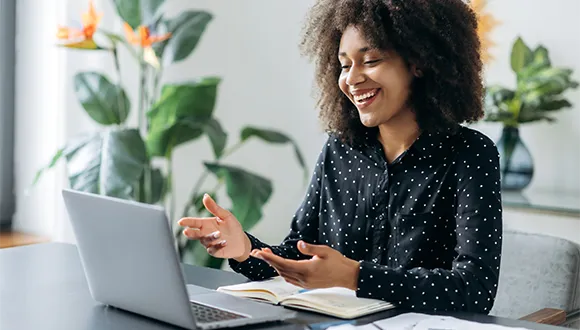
[178,194,251,262]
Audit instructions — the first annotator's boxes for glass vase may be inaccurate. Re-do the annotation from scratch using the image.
[496,126,534,191]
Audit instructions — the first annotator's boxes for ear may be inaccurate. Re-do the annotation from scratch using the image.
[412,65,423,78]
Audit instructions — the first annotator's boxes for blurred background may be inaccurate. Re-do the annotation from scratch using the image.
[0,0,579,264]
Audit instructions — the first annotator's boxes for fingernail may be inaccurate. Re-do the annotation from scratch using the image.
[299,241,306,249]
[211,231,220,239]
[219,240,227,246]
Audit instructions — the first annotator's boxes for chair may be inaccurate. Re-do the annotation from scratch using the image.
[490,229,580,328]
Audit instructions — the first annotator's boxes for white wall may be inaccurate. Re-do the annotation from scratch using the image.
[471,0,580,194]
[13,0,580,247]
[470,0,580,245]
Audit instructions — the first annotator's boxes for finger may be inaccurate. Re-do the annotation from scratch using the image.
[178,217,218,229]
[279,272,304,288]
[202,194,233,220]
[252,250,305,274]
[200,231,221,246]
[183,228,204,240]
[297,240,329,258]
[207,240,227,255]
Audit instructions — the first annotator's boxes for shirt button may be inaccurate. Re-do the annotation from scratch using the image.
[379,213,385,220]
[372,258,378,263]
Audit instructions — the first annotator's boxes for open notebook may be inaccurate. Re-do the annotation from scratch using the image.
[216,277,395,319]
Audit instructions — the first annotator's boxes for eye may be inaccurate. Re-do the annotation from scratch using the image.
[340,64,351,70]
[364,59,381,65]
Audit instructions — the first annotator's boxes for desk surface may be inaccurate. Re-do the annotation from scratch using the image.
[0,243,563,330]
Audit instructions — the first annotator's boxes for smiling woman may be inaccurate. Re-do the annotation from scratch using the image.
[179,0,503,315]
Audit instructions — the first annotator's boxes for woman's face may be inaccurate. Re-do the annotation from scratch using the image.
[338,25,415,128]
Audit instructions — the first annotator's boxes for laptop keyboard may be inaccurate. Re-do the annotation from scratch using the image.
[190,301,247,324]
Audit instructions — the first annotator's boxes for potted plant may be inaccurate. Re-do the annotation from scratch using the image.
[484,36,578,191]
[32,0,307,269]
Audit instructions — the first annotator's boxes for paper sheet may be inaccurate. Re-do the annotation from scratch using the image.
[326,313,533,330]
[373,313,533,330]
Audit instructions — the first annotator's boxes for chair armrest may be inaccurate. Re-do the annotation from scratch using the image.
[519,308,566,325]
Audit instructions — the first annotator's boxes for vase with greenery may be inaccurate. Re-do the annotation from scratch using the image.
[32,0,307,269]
[483,36,578,190]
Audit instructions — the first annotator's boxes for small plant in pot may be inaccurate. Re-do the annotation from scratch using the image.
[484,36,578,191]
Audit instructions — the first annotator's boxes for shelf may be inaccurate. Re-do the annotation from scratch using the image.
[502,188,580,217]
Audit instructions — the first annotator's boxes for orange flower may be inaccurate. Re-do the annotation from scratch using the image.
[124,23,172,68]
[123,23,171,48]
[470,0,500,64]
[56,0,103,49]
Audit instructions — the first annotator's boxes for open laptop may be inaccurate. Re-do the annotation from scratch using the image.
[62,188,296,329]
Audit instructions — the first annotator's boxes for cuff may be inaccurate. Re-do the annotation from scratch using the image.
[227,232,267,271]
[355,261,403,304]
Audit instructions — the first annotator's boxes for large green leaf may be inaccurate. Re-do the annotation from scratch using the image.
[240,127,308,180]
[510,37,533,74]
[146,77,221,157]
[204,163,273,231]
[138,166,166,204]
[153,11,213,65]
[74,72,130,125]
[65,129,148,199]
[182,118,227,159]
[112,0,165,29]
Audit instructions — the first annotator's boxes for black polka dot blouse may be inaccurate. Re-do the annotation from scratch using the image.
[228,125,503,314]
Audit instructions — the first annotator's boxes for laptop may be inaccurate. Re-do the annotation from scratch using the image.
[62,188,296,329]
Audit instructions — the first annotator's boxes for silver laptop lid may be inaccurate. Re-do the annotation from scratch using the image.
[62,189,197,329]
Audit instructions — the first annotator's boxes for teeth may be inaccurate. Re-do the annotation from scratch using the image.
[354,90,377,102]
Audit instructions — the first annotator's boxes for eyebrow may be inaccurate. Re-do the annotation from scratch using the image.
[338,47,371,57]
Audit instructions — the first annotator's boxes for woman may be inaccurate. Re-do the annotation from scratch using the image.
[178,0,503,314]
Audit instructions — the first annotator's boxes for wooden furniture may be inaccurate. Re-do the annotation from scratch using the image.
[0,231,49,248]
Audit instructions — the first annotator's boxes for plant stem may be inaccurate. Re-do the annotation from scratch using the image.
[137,50,149,135]
[220,141,244,159]
[111,47,127,126]
[165,157,176,224]
[153,67,163,106]
[182,140,247,217]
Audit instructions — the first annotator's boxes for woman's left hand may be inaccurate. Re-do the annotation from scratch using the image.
[250,241,360,290]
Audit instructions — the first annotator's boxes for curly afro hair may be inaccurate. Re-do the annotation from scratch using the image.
[300,0,484,145]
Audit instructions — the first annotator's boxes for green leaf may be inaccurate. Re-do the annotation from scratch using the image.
[178,117,227,159]
[65,128,148,199]
[204,163,273,231]
[485,85,515,108]
[31,134,94,188]
[74,72,130,125]
[517,111,556,123]
[240,127,308,180]
[200,118,227,159]
[153,11,213,65]
[138,166,166,204]
[510,37,533,74]
[532,45,550,68]
[146,77,221,157]
[539,98,572,111]
[112,0,165,29]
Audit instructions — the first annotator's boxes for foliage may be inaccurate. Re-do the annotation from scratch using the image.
[33,0,307,269]
[484,36,578,127]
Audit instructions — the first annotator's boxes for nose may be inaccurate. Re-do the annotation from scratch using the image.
[345,64,365,87]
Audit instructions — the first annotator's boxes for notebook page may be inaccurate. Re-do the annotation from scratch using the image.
[217,276,302,300]
[284,287,392,312]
